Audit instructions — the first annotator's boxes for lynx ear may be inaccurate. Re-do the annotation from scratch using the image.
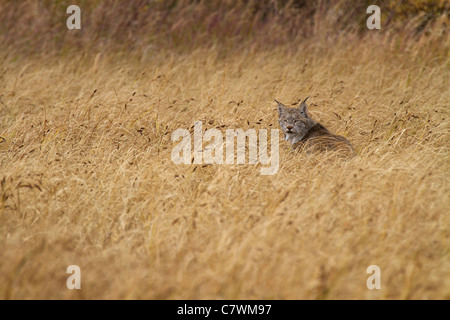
[275,100,286,115]
[299,97,310,118]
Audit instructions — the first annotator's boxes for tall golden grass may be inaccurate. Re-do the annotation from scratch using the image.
[0,0,449,299]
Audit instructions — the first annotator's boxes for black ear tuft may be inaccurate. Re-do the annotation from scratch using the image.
[299,97,310,118]
[275,100,286,115]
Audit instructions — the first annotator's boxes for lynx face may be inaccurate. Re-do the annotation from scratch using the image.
[276,99,315,144]
[275,98,355,156]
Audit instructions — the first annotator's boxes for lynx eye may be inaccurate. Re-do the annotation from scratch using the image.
[294,120,302,124]
[282,120,288,123]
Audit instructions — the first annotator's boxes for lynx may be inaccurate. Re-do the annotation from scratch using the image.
[276,98,354,156]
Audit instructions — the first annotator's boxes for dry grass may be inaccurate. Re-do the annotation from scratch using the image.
[0,1,449,300]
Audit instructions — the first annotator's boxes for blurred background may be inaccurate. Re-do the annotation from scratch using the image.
[1,0,448,54]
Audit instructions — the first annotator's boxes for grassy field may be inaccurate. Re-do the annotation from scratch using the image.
[0,0,449,299]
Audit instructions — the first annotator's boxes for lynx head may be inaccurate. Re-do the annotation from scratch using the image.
[276,97,315,144]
